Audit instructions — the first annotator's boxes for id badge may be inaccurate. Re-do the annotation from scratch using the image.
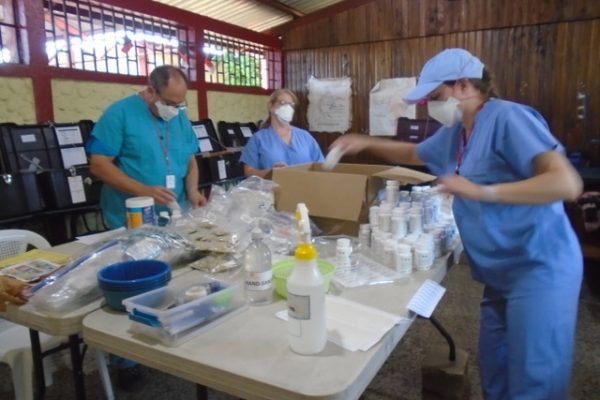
[166,174,176,189]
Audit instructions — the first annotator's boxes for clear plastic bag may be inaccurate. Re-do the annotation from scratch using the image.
[27,227,199,315]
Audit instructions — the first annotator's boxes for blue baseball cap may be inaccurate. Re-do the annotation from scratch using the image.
[403,48,485,104]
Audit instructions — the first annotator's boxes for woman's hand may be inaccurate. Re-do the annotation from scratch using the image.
[438,175,497,201]
[0,277,28,311]
[329,133,374,155]
[272,162,288,169]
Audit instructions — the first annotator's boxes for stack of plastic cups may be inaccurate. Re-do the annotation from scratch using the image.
[395,243,413,277]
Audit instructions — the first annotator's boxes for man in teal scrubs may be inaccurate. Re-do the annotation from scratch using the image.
[88,65,206,228]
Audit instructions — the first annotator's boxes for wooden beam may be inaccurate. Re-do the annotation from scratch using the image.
[267,0,378,35]
[253,0,304,18]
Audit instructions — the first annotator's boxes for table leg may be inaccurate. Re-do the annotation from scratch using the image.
[196,384,208,400]
[68,334,87,400]
[30,329,46,400]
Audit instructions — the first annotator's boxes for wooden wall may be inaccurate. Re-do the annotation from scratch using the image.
[282,0,600,163]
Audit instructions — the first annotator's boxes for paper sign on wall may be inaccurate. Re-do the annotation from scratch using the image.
[369,78,417,136]
[55,126,84,145]
[68,175,86,204]
[61,147,87,168]
[307,76,352,133]
[193,125,208,138]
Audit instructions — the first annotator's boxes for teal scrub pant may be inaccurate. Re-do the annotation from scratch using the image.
[479,283,581,400]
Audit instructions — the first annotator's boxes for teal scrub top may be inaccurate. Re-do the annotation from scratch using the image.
[87,94,198,228]
[416,98,582,296]
[240,126,324,170]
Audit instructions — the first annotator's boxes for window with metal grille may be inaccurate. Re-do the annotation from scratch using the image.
[0,0,26,64]
[204,30,281,90]
[44,0,196,79]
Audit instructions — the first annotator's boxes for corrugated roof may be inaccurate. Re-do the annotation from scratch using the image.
[152,0,346,32]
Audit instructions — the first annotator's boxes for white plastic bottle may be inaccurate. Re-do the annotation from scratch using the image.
[243,229,273,305]
[287,204,327,355]
[335,238,352,268]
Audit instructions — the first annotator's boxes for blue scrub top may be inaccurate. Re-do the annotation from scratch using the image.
[240,126,324,170]
[87,94,198,228]
[416,98,582,296]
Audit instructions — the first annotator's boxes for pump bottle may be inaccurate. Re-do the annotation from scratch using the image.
[287,203,327,354]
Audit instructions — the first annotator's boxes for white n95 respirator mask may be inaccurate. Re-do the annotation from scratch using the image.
[274,104,294,124]
[156,101,180,121]
[427,97,463,127]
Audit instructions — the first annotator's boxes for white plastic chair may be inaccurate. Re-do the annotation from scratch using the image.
[0,229,61,400]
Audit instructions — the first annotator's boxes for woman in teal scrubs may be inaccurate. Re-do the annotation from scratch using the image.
[240,89,324,177]
[332,48,583,399]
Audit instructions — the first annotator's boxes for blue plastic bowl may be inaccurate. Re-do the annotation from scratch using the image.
[97,260,171,311]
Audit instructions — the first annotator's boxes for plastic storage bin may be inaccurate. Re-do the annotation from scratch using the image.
[123,278,245,346]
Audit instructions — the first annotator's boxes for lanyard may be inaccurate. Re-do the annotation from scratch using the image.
[455,127,471,175]
[152,119,171,173]
[455,101,486,175]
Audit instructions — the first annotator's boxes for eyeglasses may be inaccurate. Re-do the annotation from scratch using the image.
[277,100,295,107]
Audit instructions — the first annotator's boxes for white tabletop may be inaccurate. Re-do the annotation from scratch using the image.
[83,248,460,400]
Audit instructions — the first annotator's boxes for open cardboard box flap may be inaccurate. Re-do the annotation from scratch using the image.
[272,163,390,221]
[374,166,436,184]
[272,163,435,226]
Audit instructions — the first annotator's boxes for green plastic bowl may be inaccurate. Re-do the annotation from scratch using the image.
[272,259,336,299]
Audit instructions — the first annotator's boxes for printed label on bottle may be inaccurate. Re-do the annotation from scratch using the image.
[245,270,272,291]
[288,292,311,320]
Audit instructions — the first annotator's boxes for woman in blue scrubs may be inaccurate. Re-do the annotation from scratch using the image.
[240,89,324,177]
[332,48,583,400]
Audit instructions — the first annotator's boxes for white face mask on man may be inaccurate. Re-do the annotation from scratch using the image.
[274,104,294,124]
[427,97,463,127]
[155,101,180,121]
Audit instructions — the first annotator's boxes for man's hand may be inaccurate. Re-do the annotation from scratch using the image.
[0,277,28,311]
[188,190,207,208]
[145,186,176,205]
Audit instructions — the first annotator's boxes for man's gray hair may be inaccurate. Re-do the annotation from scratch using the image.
[149,65,189,93]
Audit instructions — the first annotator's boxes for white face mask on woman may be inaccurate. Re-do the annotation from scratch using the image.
[427,97,463,127]
[274,104,294,124]
[155,101,180,121]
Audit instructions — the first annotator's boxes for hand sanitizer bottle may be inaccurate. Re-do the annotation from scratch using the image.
[243,229,273,305]
[287,203,326,355]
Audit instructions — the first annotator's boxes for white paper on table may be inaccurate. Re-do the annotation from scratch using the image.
[369,77,417,136]
[67,176,86,204]
[406,279,446,318]
[61,147,87,168]
[54,125,83,145]
[276,295,409,352]
[75,227,126,245]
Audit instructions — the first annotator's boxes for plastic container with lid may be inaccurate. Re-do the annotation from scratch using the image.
[126,196,155,229]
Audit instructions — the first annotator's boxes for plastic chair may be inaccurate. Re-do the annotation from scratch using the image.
[0,229,115,400]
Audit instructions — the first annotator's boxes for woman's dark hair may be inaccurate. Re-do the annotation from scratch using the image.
[149,65,189,94]
[444,68,499,99]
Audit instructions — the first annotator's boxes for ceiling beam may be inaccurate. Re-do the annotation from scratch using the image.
[253,0,305,19]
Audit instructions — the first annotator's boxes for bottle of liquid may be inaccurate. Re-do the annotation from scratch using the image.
[335,238,352,268]
[243,229,273,305]
[287,203,327,355]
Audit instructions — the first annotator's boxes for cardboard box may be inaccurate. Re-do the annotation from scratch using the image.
[271,163,435,235]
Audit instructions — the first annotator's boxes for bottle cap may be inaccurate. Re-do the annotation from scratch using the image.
[295,243,318,260]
